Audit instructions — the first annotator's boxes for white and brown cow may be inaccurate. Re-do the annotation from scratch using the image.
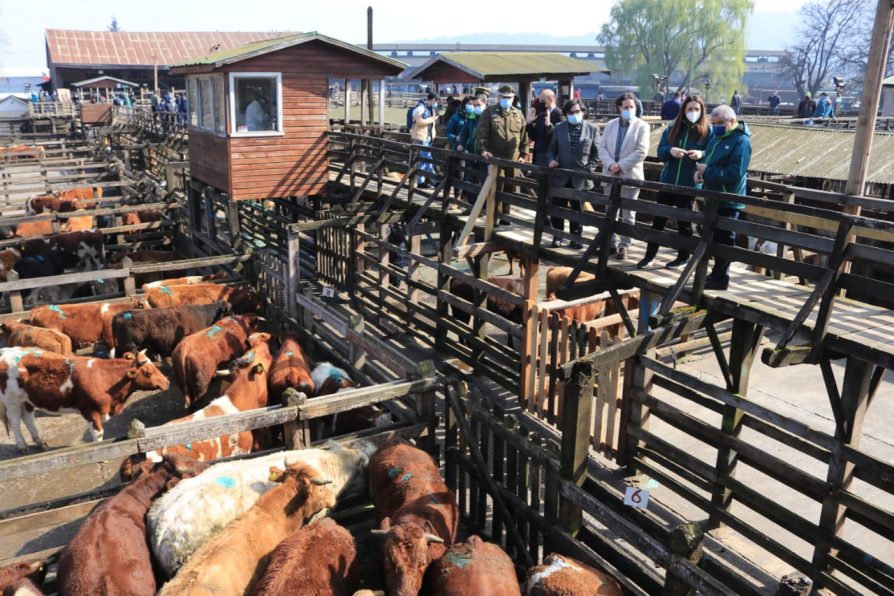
[0,348,169,451]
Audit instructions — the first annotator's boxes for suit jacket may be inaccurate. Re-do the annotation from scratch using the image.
[597,117,650,197]
[527,107,565,165]
[547,121,600,190]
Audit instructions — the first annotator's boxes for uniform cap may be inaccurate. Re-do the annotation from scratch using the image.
[498,85,516,96]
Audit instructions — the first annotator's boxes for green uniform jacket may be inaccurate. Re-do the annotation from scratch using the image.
[475,104,529,160]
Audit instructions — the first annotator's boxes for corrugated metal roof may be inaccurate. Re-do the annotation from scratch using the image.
[172,32,405,72]
[46,29,290,68]
[647,122,894,185]
[411,52,599,81]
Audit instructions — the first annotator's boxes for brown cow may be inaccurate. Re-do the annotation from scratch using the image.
[27,185,103,214]
[141,272,226,290]
[425,536,521,595]
[0,349,169,451]
[0,560,45,596]
[29,299,148,349]
[523,553,622,596]
[171,314,261,408]
[120,332,274,479]
[0,145,45,160]
[369,437,459,596]
[251,517,361,596]
[146,283,264,314]
[13,221,54,238]
[0,248,21,276]
[122,210,162,226]
[267,334,315,401]
[1,321,72,355]
[112,302,231,359]
[545,266,597,301]
[57,455,208,596]
[158,461,337,596]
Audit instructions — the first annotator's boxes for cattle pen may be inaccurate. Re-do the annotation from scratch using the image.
[0,97,891,596]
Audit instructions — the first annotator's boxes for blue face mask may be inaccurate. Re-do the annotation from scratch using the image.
[473,105,484,115]
[621,109,633,121]
[431,102,439,111]
[712,123,727,136]
[499,98,512,110]
[567,113,582,125]
[464,104,474,114]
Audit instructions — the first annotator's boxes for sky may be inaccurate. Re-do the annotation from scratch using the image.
[0,0,814,70]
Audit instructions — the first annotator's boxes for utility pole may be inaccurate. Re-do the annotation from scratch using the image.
[367,7,375,126]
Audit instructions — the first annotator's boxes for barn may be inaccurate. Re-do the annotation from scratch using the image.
[169,32,405,200]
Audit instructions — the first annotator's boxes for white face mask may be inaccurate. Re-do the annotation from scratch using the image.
[685,111,700,123]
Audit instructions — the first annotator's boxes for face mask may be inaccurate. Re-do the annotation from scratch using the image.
[431,103,439,111]
[464,104,474,114]
[621,109,633,121]
[711,123,727,136]
[685,111,700,123]
[567,113,582,125]
[499,98,512,110]
[473,105,484,115]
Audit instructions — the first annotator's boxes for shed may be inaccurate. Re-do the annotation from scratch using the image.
[882,76,894,118]
[170,32,405,200]
[408,52,603,111]
[0,95,29,120]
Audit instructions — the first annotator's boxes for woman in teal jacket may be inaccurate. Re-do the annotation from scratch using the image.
[638,95,711,270]
[695,104,752,290]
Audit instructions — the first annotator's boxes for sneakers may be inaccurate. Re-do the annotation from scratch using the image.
[551,238,567,248]
[636,257,653,269]
[615,245,628,260]
[704,277,729,291]
[665,256,689,269]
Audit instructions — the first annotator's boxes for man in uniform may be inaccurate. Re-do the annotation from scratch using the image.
[476,85,529,224]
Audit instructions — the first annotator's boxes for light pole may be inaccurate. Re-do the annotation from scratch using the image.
[703,77,711,105]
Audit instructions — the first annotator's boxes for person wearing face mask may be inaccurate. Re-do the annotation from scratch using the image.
[526,89,565,168]
[456,91,488,204]
[476,85,529,224]
[596,92,650,260]
[547,99,599,249]
[695,104,752,291]
[638,95,712,270]
[446,97,472,200]
[410,92,440,188]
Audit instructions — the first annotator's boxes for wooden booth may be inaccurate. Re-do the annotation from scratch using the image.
[72,76,138,125]
[170,33,405,200]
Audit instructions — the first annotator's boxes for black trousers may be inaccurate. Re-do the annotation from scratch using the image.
[709,207,740,282]
[643,191,694,260]
[550,180,583,235]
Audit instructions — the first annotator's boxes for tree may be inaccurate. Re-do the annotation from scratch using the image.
[108,16,121,32]
[780,0,865,98]
[598,0,753,102]
[838,7,894,92]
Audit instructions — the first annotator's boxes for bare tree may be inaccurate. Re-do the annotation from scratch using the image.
[781,0,865,97]
[839,14,894,91]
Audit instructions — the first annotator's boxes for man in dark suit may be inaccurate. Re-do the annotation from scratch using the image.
[526,89,565,167]
[547,99,600,249]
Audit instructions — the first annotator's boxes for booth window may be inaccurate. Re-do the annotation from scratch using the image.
[229,73,282,136]
[187,79,198,127]
[187,75,224,135]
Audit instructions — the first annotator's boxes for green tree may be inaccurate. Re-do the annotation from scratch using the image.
[598,0,753,102]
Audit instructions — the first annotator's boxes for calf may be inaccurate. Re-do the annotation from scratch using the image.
[523,553,622,596]
[268,334,315,400]
[449,276,524,328]
[545,266,597,301]
[110,249,177,265]
[148,441,375,578]
[0,145,45,160]
[14,220,54,238]
[1,321,72,355]
[251,517,361,596]
[0,349,169,451]
[30,299,148,349]
[311,363,391,436]
[112,301,231,358]
[369,437,459,596]
[13,254,69,307]
[120,333,274,479]
[122,210,162,225]
[141,271,226,290]
[426,536,521,596]
[57,455,208,596]
[146,283,264,314]
[27,194,85,214]
[0,561,45,596]
[159,461,337,596]
[171,314,260,407]
[18,230,105,272]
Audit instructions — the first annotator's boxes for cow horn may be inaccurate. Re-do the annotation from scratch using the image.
[425,533,445,544]
[215,369,232,377]
[369,529,389,536]
[310,478,332,485]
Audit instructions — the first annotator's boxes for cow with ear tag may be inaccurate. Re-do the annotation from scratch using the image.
[0,348,168,451]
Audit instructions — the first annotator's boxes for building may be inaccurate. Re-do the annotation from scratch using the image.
[45,29,291,91]
[0,67,50,95]
[0,95,29,120]
[882,76,894,118]
[170,32,405,201]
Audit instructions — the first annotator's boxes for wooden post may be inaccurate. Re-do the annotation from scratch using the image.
[121,256,136,297]
[366,7,375,126]
[343,78,352,125]
[348,314,367,372]
[520,255,539,407]
[227,200,241,251]
[414,360,437,454]
[378,79,386,128]
[127,419,147,468]
[407,231,422,329]
[6,270,23,313]
[558,361,594,537]
[282,389,311,450]
[811,356,873,574]
[519,81,532,115]
[435,184,453,355]
[286,228,301,319]
[664,522,704,596]
[619,350,652,470]
[709,318,764,528]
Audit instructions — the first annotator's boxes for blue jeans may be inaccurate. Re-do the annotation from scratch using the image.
[414,140,435,185]
[709,207,741,282]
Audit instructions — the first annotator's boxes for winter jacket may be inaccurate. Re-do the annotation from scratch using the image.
[410,101,437,143]
[701,121,752,210]
[445,112,467,150]
[657,123,712,188]
[476,104,528,160]
[457,114,481,155]
[814,96,833,118]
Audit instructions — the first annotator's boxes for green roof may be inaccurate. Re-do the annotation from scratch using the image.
[410,52,602,81]
[172,32,405,72]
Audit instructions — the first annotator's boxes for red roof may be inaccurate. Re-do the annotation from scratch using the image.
[46,29,292,68]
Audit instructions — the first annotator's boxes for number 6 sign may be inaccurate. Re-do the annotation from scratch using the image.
[624,487,650,509]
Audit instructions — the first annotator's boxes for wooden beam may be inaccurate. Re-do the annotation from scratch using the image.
[452,164,497,254]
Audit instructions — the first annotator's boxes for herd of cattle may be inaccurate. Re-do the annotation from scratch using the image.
[0,437,624,595]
